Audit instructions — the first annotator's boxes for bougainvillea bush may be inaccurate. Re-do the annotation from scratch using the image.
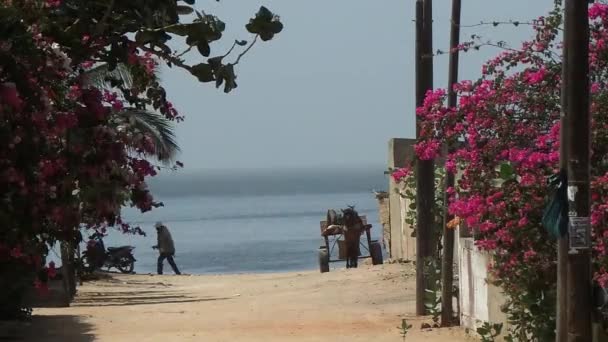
[0,1,281,319]
[394,3,608,340]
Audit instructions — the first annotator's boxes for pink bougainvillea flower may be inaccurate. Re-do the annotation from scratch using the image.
[414,140,441,160]
[45,0,62,7]
[9,247,22,259]
[0,83,24,110]
[525,67,547,85]
[589,3,608,20]
[392,167,411,182]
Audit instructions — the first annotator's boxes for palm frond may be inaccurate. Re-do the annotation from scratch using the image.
[82,62,178,163]
[119,109,180,163]
[81,63,135,89]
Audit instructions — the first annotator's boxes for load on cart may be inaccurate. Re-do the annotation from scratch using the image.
[317,206,383,273]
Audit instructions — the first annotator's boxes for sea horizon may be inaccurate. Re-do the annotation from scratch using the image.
[146,163,389,198]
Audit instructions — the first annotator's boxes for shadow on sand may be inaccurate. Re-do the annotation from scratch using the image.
[0,315,95,342]
[74,290,232,307]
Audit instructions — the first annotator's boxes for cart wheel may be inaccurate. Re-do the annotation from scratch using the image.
[319,248,330,273]
[370,241,383,265]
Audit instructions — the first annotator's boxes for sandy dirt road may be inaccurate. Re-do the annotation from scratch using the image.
[14,263,472,342]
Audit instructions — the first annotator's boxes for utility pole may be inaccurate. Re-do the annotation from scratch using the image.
[440,0,461,327]
[556,5,569,341]
[415,0,435,316]
[561,0,592,341]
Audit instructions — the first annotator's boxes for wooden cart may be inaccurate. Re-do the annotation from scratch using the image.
[317,215,383,273]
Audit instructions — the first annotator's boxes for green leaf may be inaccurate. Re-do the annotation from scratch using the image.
[185,34,198,46]
[499,162,515,180]
[135,30,171,45]
[157,42,172,54]
[259,31,274,42]
[220,64,237,93]
[135,31,156,44]
[183,17,225,52]
[215,75,224,88]
[216,20,226,34]
[246,6,284,41]
[236,40,248,46]
[165,24,190,36]
[477,326,490,336]
[245,22,255,34]
[190,63,214,82]
[269,20,284,34]
[257,6,274,20]
[208,56,223,69]
[197,41,210,57]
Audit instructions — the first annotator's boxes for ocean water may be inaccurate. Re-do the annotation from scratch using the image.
[53,167,389,275]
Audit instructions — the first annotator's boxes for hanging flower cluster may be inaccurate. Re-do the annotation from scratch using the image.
[0,1,283,318]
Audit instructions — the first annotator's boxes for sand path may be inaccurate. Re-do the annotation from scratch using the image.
[16,263,472,342]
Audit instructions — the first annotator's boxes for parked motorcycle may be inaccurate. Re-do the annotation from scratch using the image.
[82,233,136,274]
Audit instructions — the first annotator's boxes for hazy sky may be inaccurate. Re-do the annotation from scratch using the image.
[160,0,555,171]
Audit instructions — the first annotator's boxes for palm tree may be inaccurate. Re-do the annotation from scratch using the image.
[63,64,181,284]
[81,63,180,163]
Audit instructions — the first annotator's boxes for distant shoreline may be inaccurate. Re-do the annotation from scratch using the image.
[146,167,388,198]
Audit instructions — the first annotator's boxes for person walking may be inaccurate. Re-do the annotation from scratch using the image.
[152,222,181,275]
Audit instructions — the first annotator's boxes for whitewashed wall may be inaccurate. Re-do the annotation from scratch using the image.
[458,236,509,340]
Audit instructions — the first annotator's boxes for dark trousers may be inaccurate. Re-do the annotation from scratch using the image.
[345,237,360,269]
[346,256,358,269]
[157,253,181,275]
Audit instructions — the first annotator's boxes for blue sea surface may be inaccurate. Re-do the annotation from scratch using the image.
[51,166,389,275]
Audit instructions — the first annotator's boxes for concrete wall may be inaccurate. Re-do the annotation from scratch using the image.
[398,189,416,261]
[458,236,608,341]
[374,192,391,252]
[387,138,417,261]
[383,138,523,339]
[458,236,509,340]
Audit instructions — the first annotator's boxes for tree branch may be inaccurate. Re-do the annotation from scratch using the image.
[458,20,533,28]
[138,45,192,71]
[412,19,563,31]
[222,40,239,59]
[176,45,194,59]
[94,0,116,35]
[64,18,81,33]
[233,35,258,65]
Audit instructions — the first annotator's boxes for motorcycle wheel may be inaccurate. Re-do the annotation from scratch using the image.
[117,256,135,274]
[81,252,99,273]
